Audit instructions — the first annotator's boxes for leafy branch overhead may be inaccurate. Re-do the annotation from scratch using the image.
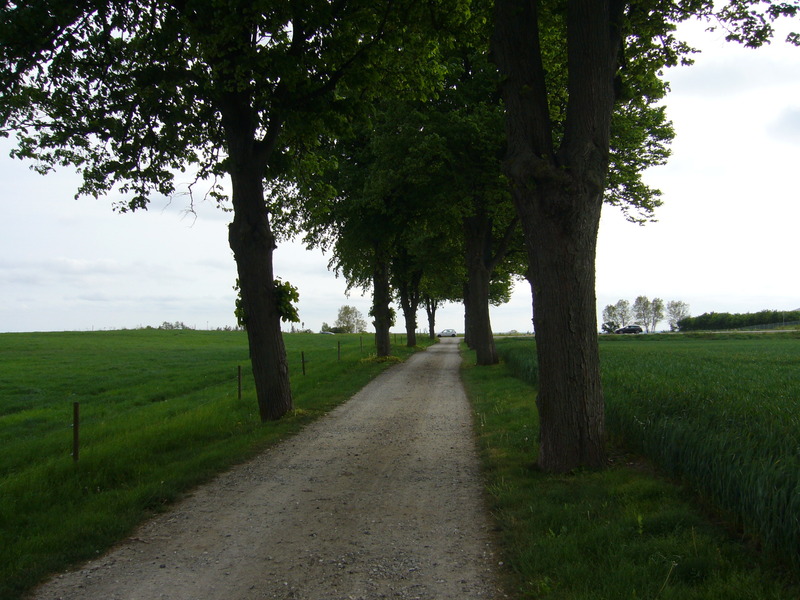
[0,0,451,209]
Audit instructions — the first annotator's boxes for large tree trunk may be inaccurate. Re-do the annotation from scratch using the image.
[464,267,496,365]
[399,297,418,347]
[372,258,392,357]
[424,295,438,339]
[397,271,421,347]
[516,182,605,471]
[227,169,293,422]
[463,214,498,365]
[220,89,293,422]
[492,0,623,471]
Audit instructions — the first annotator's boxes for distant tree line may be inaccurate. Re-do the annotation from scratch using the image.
[602,297,690,333]
[157,321,194,331]
[678,309,800,331]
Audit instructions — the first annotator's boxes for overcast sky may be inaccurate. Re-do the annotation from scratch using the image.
[1,19,798,334]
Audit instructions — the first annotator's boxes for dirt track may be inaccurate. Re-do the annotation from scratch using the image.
[30,337,503,600]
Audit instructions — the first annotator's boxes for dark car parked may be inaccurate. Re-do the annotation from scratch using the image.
[615,325,643,334]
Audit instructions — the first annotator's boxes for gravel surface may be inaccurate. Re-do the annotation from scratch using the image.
[29,338,504,600]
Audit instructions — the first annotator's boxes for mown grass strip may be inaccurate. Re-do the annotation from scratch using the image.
[461,343,799,599]
[0,329,432,600]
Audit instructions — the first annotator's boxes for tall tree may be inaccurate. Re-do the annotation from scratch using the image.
[491,1,797,471]
[633,295,652,330]
[334,305,367,334]
[601,304,619,333]
[297,118,401,357]
[615,298,633,328]
[392,249,424,347]
[419,240,466,339]
[382,48,523,364]
[666,299,690,331]
[649,297,665,332]
[0,1,436,420]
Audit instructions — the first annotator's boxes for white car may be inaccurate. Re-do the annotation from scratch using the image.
[437,328,457,337]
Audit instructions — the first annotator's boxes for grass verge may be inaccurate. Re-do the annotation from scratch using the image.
[460,344,800,599]
[0,329,433,600]
[492,333,800,568]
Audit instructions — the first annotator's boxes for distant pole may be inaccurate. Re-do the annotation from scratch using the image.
[237,365,242,400]
[72,402,80,463]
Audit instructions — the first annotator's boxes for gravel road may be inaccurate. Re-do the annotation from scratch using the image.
[30,337,503,600]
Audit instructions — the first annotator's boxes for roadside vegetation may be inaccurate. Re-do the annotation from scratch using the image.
[0,329,432,600]
[462,333,800,598]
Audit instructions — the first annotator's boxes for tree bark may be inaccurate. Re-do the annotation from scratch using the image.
[423,295,438,339]
[220,88,292,422]
[397,270,421,347]
[399,298,418,347]
[492,0,623,471]
[516,181,605,471]
[227,168,293,422]
[372,257,392,357]
[464,214,498,366]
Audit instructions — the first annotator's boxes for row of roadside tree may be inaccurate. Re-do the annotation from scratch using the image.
[2,1,794,472]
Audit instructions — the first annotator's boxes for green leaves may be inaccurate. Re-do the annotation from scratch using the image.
[1,0,453,214]
[713,0,800,47]
[233,277,300,327]
[273,278,300,324]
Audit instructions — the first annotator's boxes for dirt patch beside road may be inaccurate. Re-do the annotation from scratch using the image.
[30,338,503,600]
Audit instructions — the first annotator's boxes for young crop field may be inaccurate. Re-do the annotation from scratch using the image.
[0,329,430,600]
[461,339,800,599]
[494,332,800,570]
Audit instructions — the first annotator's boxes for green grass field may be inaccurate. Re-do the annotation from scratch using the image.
[465,333,800,598]
[0,329,431,600]
[5,329,799,599]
